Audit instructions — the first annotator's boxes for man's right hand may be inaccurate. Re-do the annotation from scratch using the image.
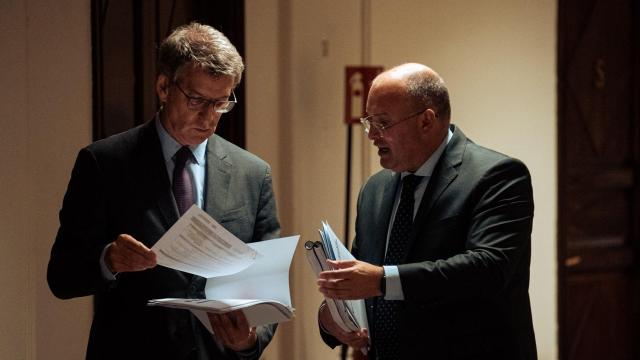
[318,301,369,350]
[105,234,157,273]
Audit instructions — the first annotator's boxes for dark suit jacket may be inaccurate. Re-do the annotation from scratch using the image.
[322,125,537,359]
[48,120,280,360]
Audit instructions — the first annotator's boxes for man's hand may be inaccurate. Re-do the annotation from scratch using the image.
[208,310,257,352]
[105,234,156,273]
[317,259,384,300]
[318,301,369,350]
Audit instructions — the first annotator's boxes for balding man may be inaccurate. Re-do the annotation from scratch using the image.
[317,63,537,359]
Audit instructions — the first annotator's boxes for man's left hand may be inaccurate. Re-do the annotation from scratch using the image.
[208,310,257,352]
[317,259,384,300]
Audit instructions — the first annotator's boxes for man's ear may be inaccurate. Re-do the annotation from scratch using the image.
[156,74,170,103]
[419,108,437,132]
[426,108,438,122]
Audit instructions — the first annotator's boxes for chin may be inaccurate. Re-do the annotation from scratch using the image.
[379,161,395,171]
[190,131,214,143]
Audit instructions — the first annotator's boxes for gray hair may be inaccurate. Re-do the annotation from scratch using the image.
[406,72,451,121]
[158,22,244,86]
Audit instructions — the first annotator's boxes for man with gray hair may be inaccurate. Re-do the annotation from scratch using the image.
[317,63,537,359]
[48,22,280,359]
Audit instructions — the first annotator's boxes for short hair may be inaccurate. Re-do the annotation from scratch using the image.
[406,72,451,121]
[158,22,244,86]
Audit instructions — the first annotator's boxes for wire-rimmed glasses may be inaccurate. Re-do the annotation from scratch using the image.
[360,109,426,137]
[173,83,237,113]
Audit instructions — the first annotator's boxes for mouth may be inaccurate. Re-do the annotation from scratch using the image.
[377,146,390,156]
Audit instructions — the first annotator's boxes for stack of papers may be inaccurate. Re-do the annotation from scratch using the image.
[305,222,369,350]
[148,205,299,330]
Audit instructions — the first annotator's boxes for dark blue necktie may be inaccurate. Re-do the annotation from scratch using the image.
[173,146,194,215]
[374,174,422,359]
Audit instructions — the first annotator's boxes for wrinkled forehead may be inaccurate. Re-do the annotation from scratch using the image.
[366,79,412,114]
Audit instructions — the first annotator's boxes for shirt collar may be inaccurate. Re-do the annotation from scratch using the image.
[155,116,208,164]
[400,127,453,179]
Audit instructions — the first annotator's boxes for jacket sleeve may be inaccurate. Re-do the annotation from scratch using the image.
[252,164,280,241]
[47,148,114,299]
[241,164,281,359]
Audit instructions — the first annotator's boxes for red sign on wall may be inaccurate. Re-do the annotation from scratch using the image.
[344,66,384,124]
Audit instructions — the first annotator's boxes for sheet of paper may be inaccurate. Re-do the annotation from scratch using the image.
[314,222,370,350]
[151,205,257,278]
[205,235,299,306]
[322,221,356,262]
[304,241,356,332]
[149,298,294,328]
[149,235,299,329]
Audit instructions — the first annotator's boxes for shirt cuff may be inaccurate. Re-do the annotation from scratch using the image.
[99,244,117,281]
[382,265,404,300]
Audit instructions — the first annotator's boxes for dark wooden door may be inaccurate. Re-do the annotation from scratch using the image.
[558,0,640,359]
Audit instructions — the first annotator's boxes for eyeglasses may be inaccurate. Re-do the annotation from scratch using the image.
[173,83,237,113]
[360,109,426,136]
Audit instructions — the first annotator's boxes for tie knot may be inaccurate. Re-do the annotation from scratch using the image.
[402,174,422,193]
[174,146,192,167]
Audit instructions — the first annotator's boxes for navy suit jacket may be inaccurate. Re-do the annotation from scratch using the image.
[48,120,280,359]
[323,125,537,359]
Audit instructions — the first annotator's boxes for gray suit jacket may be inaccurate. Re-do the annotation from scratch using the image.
[48,120,280,359]
[323,125,537,359]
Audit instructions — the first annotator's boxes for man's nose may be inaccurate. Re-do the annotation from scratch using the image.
[367,127,382,141]
[200,104,221,120]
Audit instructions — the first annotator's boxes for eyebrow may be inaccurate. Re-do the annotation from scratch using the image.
[365,112,389,117]
[185,87,230,102]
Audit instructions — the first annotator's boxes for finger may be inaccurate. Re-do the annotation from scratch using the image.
[318,267,357,280]
[117,235,156,260]
[108,257,148,273]
[115,260,151,272]
[113,237,156,268]
[108,245,155,271]
[106,247,141,273]
[217,313,243,344]
[321,286,364,300]
[319,287,354,300]
[317,277,348,287]
[348,336,369,349]
[116,248,155,267]
[228,310,250,332]
[326,259,356,269]
[346,329,369,348]
[335,330,367,348]
[209,313,232,345]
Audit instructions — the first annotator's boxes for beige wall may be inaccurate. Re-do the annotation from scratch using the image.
[247,0,557,359]
[0,0,92,359]
[1,0,556,358]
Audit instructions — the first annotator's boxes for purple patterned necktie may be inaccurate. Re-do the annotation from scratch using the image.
[374,174,422,359]
[173,146,194,215]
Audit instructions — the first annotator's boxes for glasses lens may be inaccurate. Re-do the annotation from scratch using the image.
[214,101,235,113]
[187,98,207,110]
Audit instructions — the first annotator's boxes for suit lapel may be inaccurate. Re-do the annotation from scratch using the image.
[404,125,466,260]
[203,135,232,222]
[137,120,180,230]
[370,172,400,265]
